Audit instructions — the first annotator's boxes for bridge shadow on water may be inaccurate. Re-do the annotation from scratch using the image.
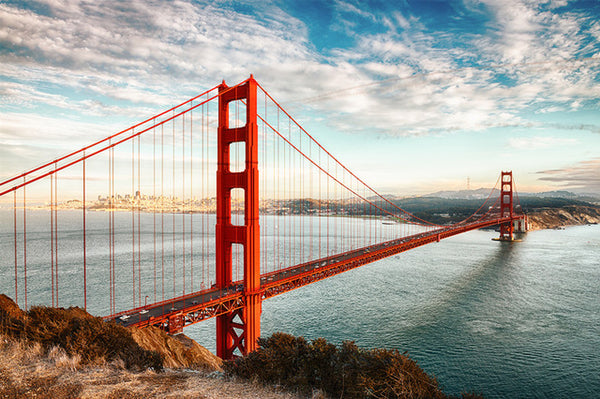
[405,238,522,332]
[387,237,529,397]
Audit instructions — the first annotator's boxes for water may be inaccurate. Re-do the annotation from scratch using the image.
[1,211,598,398]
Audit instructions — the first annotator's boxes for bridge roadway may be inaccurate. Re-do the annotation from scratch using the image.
[107,215,519,331]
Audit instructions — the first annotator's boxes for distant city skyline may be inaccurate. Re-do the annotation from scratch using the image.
[1,0,599,195]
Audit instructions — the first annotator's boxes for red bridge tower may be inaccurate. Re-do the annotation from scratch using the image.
[498,171,515,241]
[216,77,261,359]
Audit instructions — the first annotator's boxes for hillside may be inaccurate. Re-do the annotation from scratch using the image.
[0,339,300,399]
[391,196,600,227]
[526,205,600,230]
[0,294,305,398]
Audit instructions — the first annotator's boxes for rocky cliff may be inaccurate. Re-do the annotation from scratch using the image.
[527,205,600,230]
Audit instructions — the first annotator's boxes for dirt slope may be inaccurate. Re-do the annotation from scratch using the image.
[131,326,222,371]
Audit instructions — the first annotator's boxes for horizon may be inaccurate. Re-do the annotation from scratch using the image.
[1,1,599,196]
[0,184,594,209]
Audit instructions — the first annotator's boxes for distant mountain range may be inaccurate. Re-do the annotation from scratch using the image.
[424,188,599,202]
[425,188,499,199]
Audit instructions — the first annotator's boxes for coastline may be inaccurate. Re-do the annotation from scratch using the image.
[27,198,600,232]
[526,205,600,231]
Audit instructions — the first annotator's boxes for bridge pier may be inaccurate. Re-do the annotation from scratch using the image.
[167,314,184,334]
[215,76,262,359]
[514,215,529,233]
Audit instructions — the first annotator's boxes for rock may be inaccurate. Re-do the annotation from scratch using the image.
[528,205,600,230]
[131,326,222,371]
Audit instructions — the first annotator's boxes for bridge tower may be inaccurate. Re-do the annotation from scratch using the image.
[215,76,261,359]
[498,171,514,241]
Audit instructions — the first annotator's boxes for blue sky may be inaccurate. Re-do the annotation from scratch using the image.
[1,0,599,195]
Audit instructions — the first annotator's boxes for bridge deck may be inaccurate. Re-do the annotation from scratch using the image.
[108,216,518,330]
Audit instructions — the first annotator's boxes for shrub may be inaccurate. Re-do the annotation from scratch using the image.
[0,296,162,371]
[225,332,459,398]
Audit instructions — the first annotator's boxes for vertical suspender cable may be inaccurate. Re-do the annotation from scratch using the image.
[137,134,141,307]
[172,112,176,298]
[23,178,27,310]
[201,102,205,286]
[264,92,268,274]
[276,109,279,271]
[182,109,186,295]
[283,118,287,268]
[13,190,18,305]
[153,122,157,302]
[108,144,112,313]
[288,119,291,267]
[326,154,329,257]
[206,97,210,285]
[51,173,55,307]
[190,103,194,293]
[83,153,87,310]
[298,127,302,263]
[291,119,295,267]
[111,146,115,314]
[309,138,312,260]
[132,131,136,308]
[273,108,277,272]
[204,97,208,286]
[111,146,115,313]
[54,166,58,306]
[161,123,165,301]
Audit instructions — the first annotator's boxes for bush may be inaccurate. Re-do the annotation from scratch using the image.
[224,332,461,398]
[0,296,162,371]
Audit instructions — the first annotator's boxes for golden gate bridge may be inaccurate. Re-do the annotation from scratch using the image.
[0,76,527,360]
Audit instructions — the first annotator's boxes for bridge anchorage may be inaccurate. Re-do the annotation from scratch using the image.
[0,75,527,360]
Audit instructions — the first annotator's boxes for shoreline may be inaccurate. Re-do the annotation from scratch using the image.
[526,205,600,231]
[24,203,600,231]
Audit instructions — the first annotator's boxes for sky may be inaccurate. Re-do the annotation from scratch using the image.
[1,0,599,196]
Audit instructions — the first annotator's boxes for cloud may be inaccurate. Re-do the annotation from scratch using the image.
[508,136,578,149]
[291,0,600,137]
[1,0,599,178]
[0,112,124,178]
[0,1,314,100]
[537,158,600,194]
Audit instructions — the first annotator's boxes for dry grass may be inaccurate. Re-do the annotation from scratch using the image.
[0,336,308,399]
[131,326,222,371]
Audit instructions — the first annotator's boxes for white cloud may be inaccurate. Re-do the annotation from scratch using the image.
[508,136,578,149]
[0,0,599,178]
